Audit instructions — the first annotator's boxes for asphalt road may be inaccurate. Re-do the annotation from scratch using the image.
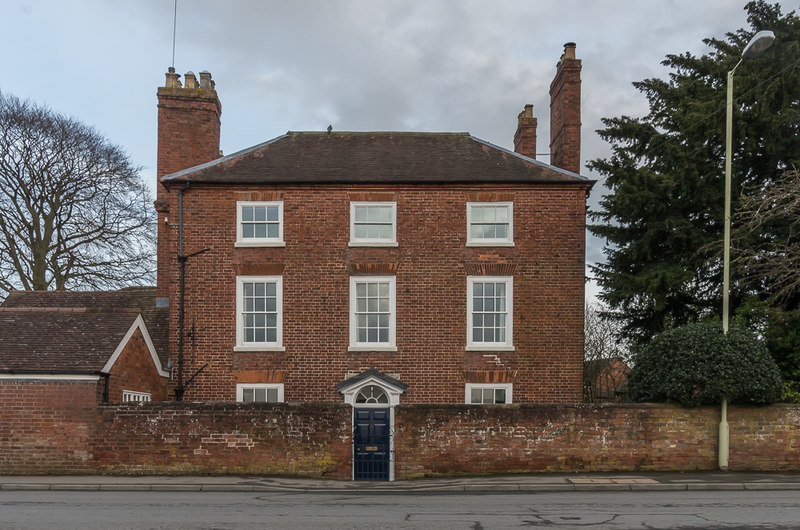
[1,489,798,529]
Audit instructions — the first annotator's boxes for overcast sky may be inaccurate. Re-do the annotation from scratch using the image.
[3,0,757,301]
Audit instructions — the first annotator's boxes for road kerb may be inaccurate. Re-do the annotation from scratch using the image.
[686,483,745,491]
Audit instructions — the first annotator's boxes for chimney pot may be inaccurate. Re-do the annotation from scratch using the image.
[199,71,213,89]
[522,104,533,118]
[164,67,182,89]
[184,71,198,89]
[563,42,576,60]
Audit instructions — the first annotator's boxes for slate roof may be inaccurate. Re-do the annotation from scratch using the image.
[0,287,168,372]
[162,132,592,185]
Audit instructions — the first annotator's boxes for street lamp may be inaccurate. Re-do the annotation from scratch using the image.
[722,29,776,334]
[719,29,775,471]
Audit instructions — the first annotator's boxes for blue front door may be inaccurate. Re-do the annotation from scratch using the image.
[353,408,391,481]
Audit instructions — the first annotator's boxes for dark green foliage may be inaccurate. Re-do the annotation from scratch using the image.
[628,322,782,407]
[589,2,800,344]
[734,298,800,387]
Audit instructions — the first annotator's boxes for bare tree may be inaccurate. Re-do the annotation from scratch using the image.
[584,303,631,402]
[0,91,154,296]
[734,168,800,306]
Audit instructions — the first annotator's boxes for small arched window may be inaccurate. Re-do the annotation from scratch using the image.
[355,385,389,404]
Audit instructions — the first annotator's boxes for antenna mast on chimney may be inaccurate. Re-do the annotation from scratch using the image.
[171,0,178,69]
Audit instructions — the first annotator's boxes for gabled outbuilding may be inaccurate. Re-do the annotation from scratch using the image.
[0,287,169,403]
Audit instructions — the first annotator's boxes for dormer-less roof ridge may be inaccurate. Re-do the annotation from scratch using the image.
[467,135,589,181]
[162,134,289,183]
[160,131,594,186]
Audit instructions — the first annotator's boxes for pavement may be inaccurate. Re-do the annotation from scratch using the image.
[1,472,800,493]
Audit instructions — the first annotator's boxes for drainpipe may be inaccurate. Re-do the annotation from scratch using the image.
[175,184,189,401]
[102,373,110,403]
[174,183,209,401]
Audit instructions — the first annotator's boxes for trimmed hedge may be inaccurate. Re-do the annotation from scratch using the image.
[628,322,782,407]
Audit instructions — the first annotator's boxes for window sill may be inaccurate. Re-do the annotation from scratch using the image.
[464,345,515,352]
[234,241,286,248]
[466,241,515,247]
[233,345,286,352]
[348,242,399,247]
[348,346,398,352]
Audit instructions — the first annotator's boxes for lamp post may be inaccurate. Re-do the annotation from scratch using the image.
[719,29,775,471]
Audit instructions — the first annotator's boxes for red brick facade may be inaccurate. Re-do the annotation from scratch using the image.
[155,45,591,405]
[157,184,587,403]
[106,327,169,403]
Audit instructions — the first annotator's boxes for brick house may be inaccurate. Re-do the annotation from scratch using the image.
[154,43,592,415]
[0,287,169,404]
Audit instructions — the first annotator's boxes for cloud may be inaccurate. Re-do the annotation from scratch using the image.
[2,0,753,302]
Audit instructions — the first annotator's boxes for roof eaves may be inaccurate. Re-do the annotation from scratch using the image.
[467,135,591,182]
[161,133,290,183]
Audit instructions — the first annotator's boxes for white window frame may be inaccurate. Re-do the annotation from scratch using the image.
[349,202,398,247]
[236,383,285,403]
[465,383,513,404]
[122,390,152,403]
[235,201,285,247]
[466,202,514,246]
[235,275,285,352]
[349,275,397,351]
[466,276,514,351]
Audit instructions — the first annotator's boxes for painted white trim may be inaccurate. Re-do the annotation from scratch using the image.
[236,383,285,403]
[347,346,397,352]
[465,383,513,404]
[466,276,514,350]
[350,202,397,245]
[466,202,513,246]
[0,374,101,381]
[236,201,284,245]
[232,345,286,352]
[347,242,399,248]
[464,345,515,352]
[122,390,152,402]
[338,376,406,407]
[236,275,283,349]
[234,241,286,248]
[466,241,515,248]
[101,314,170,378]
[349,275,396,349]
[343,379,403,482]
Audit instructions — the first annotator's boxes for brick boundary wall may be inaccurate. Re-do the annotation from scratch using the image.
[92,402,352,477]
[0,381,99,474]
[393,403,800,477]
[1,395,798,477]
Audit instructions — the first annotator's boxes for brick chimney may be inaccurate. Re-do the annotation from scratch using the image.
[156,68,222,180]
[155,67,222,299]
[513,104,538,159]
[549,43,581,174]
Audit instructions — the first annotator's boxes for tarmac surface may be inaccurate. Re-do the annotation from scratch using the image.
[1,472,799,493]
